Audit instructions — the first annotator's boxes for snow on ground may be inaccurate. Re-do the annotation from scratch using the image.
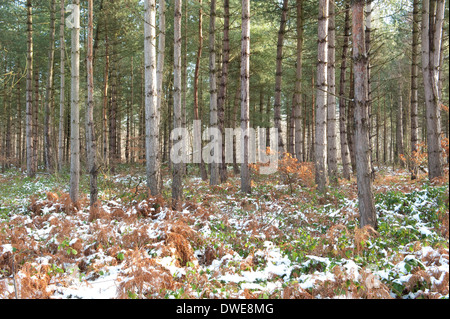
[0,168,448,299]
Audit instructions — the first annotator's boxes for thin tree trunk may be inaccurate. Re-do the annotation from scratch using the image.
[218,0,230,183]
[294,0,304,161]
[86,0,98,206]
[327,0,338,184]
[182,0,188,172]
[273,0,289,156]
[209,0,219,185]
[240,0,251,194]
[421,0,444,180]
[347,66,356,173]
[144,0,161,195]
[44,0,56,173]
[69,0,80,203]
[26,0,35,178]
[172,0,183,210]
[315,0,328,193]
[396,83,404,167]
[102,23,109,166]
[16,76,22,166]
[352,0,377,229]
[58,0,65,171]
[339,0,351,180]
[156,0,166,154]
[193,0,207,181]
[410,0,420,179]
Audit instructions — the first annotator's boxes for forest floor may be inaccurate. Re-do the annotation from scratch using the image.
[0,163,448,299]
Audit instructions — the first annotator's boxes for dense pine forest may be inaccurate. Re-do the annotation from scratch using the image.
[0,0,448,300]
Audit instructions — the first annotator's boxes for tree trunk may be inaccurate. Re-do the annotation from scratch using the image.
[156,0,166,159]
[86,0,98,206]
[144,0,161,195]
[58,0,65,172]
[347,66,356,173]
[273,0,289,156]
[172,0,183,210]
[315,0,328,193]
[240,0,251,194]
[69,0,81,203]
[209,0,219,186]
[44,0,56,173]
[218,0,230,183]
[26,0,35,178]
[327,0,338,184]
[193,0,207,181]
[352,0,377,229]
[421,0,444,180]
[396,83,404,167]
[102,28,109,167]
[294,0,304,162]
[339,0,351,180]
[410,0,420,179]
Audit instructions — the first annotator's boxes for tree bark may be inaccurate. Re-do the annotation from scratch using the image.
[410,0,420,179]
[26,0,35,178]
[44,0,56,173]
[294,0,304,162]
[86,0,98,206]
[421,0,445,180]
[327,0,338,183]
[58,0,65,172]
[396,83,404,167]
[315,0,328,193]
[69,0,81,204]
[273,0,289,156]
[144,0,162,195]
[209,0,219,186]
[218,0,230,183]
[240,0,251,194]
[339,0,351,180]
[172,0,183,210]
[352,0,377,229]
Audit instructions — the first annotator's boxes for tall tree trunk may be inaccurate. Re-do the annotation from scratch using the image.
[86,0,98,206]
[33,69,39,173]
[69,0,81,203]
[421,0,445,180]
[347,66,356,173]
[273,0,289,156]
[294,0,304,161]
[156,0,165,155]
[103,24,109,167]
[339,0,351,180]
[193,0,207,181]
[58,0,65,171]
[44,0,56,173]
[383,95,387,164]
[327,0,338,183]
[365,0,375,178]
[109,51,117,170]
[209,0,219,185]
[396,83,404,167]
[182,0,188,172]
[16,76,22,166]
[218,0,230,183]
[172,0,183,210]
[26,0,35,178]
[352,0,377,229]
[410,0,420,179]
[144,0,161,195]
[315,0,328,193]
[240,0,251,194]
